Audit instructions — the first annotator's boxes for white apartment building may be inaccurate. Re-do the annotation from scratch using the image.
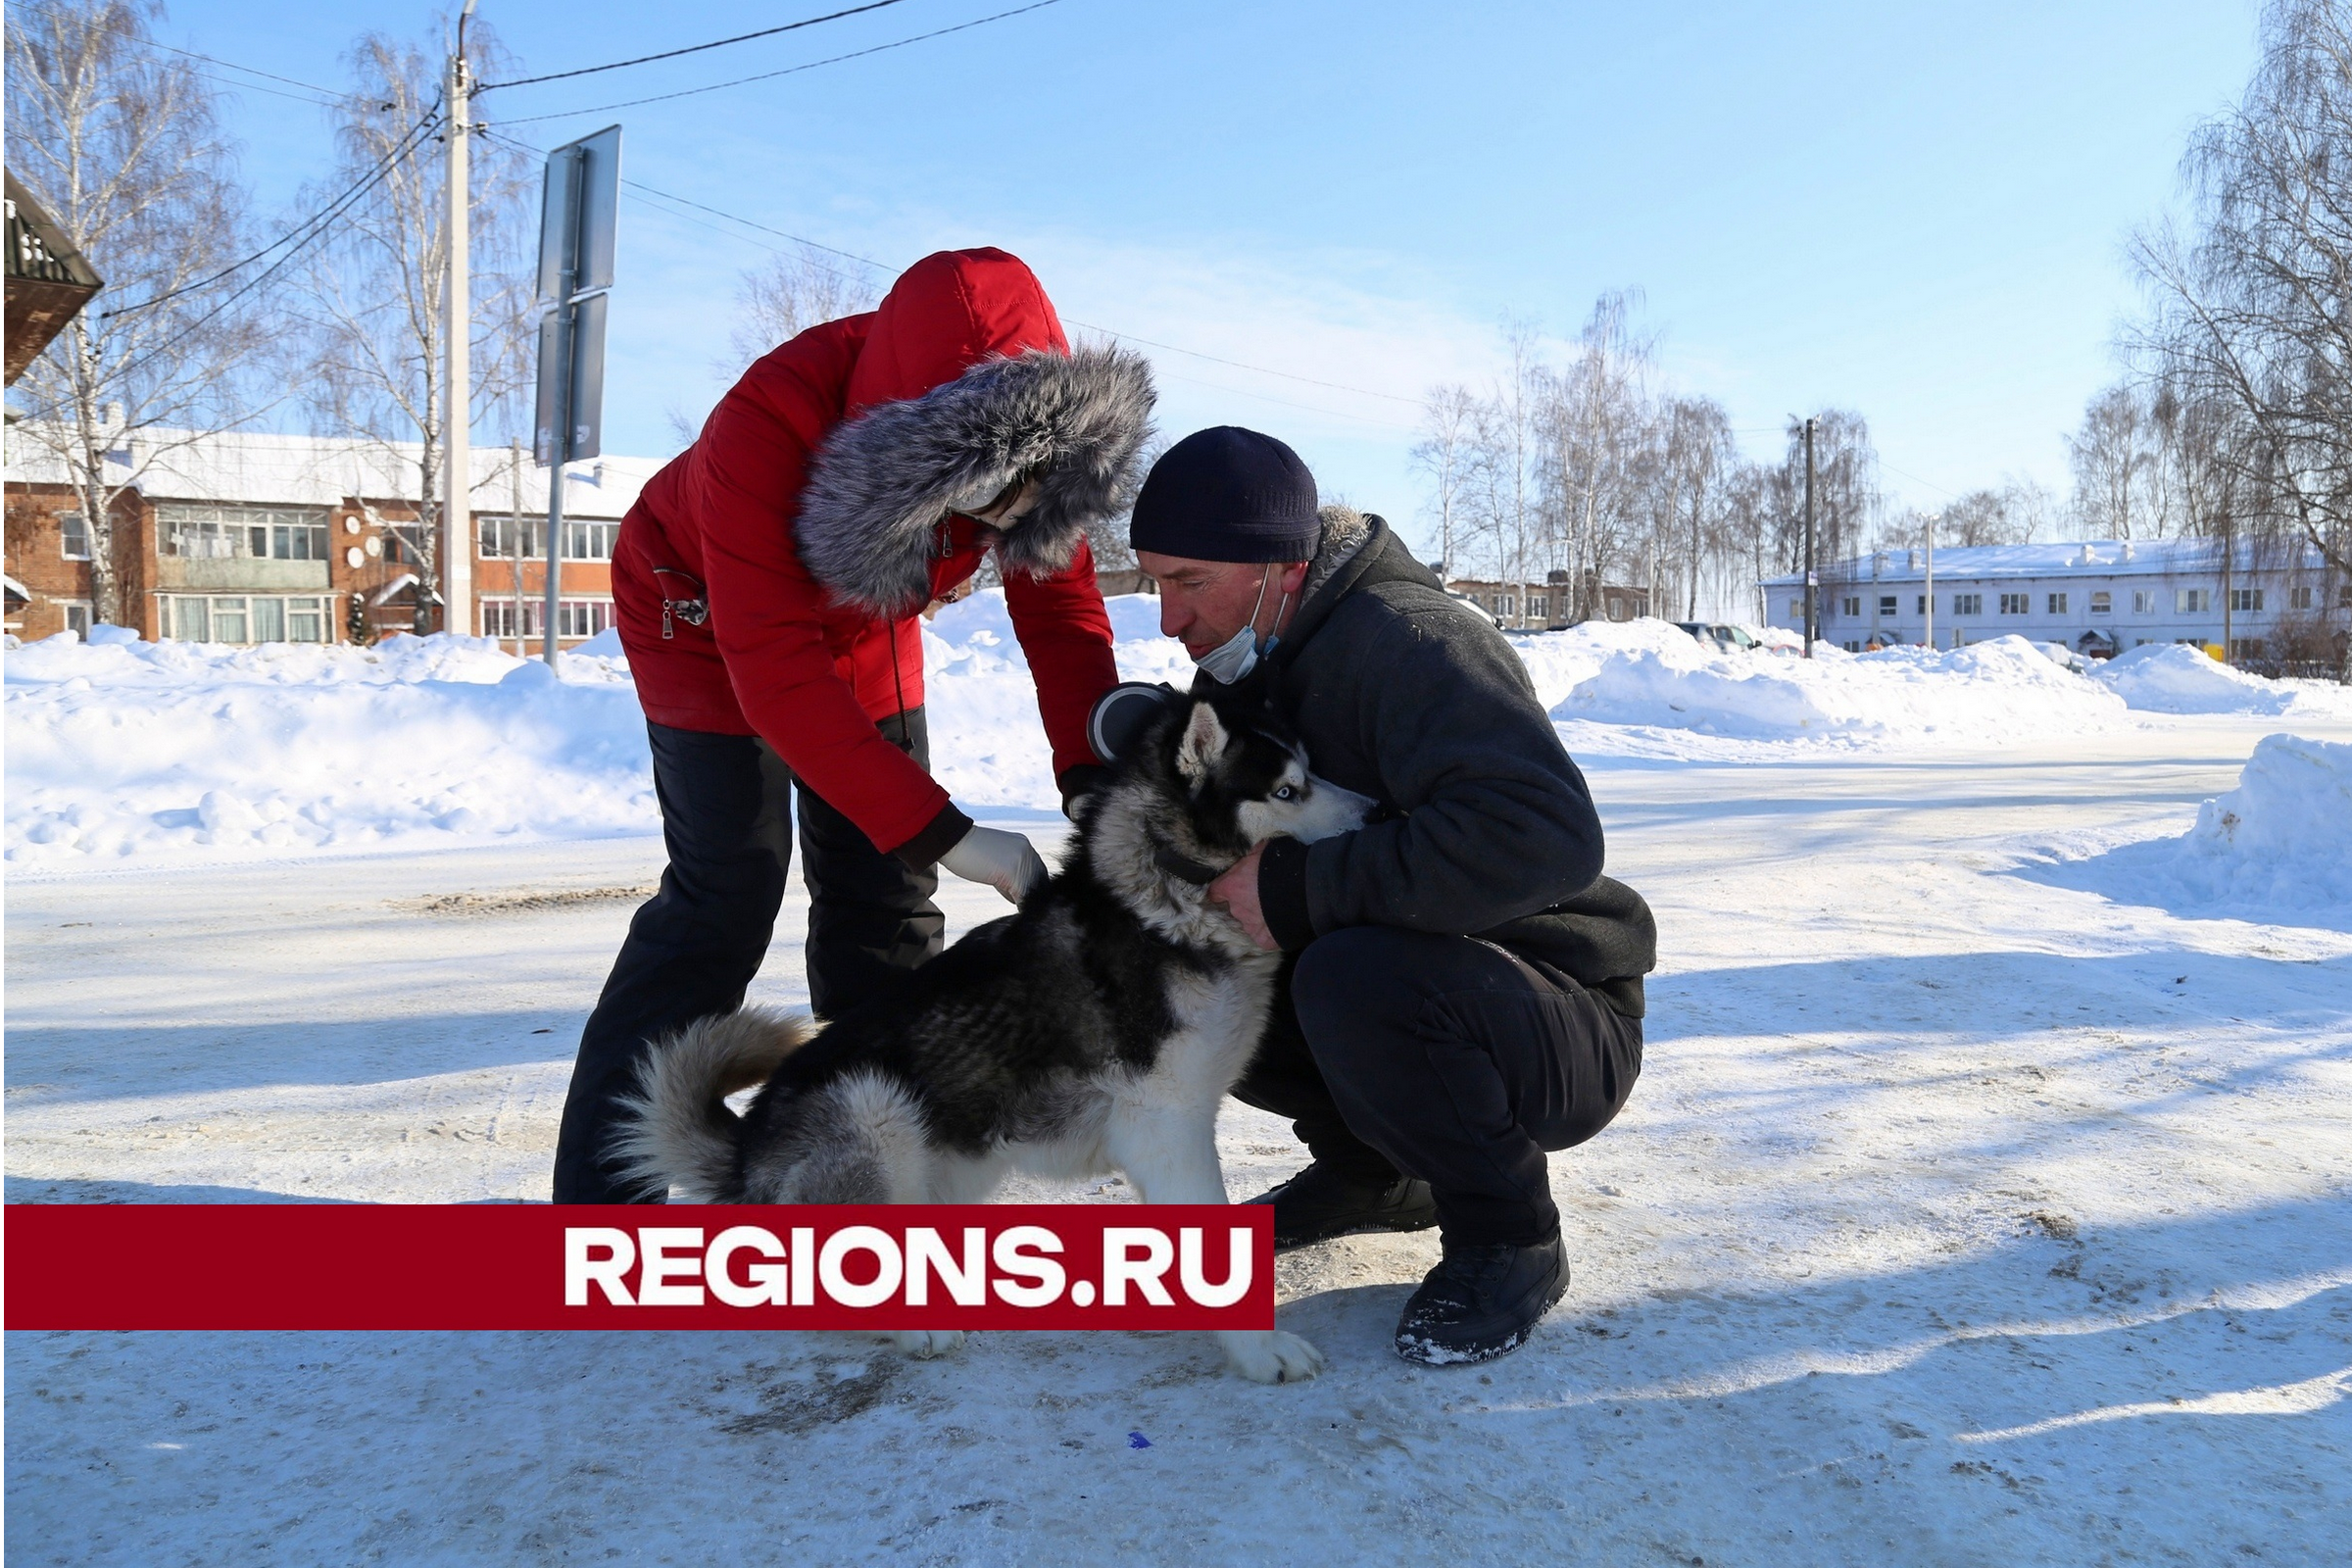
[1762,538,2349,662]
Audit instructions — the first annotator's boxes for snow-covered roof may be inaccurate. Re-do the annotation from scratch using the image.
[1762,536,2332,586]
[2,424,666,519]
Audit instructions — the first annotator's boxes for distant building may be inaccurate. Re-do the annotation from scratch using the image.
[4,426,660,649]
[1763,539,2350,666]
[1445,572,1650,630]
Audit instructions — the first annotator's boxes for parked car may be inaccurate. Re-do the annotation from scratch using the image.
[1449,589,1502,628]
[1676,621,1760,655]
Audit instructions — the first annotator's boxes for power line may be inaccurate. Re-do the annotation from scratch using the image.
[477,0,912,91]
[594,167,1427,411]
[13,0,348,99]
[482,128,1429,430]
[103,103,444,318]
[1877,458,1964,500]
[1059,321,1421,406]
[121,104,445,368]
[489,0,1065,125]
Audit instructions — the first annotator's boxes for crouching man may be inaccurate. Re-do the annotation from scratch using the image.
[1128,426,1656,1365]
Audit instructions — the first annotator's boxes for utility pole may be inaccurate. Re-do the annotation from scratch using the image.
[442,0,478,642]
[1801,416,1818,658]
[1923,509,1938,651]
[2220,526,2233,663]
[508,437,524,655]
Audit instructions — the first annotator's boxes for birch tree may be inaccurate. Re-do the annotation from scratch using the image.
[287,22,533,628]
[2132,0,2352,575]
[1410,383,1478,578]
[5,0,264,624]
[726,244,880,373]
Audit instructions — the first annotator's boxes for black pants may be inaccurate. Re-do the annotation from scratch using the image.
[552,713,943,1202]
[1232,927,1642,1248]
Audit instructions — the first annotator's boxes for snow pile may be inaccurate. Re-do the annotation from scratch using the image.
[5,630,652,866]
[2,595,1189,867]
[1507,616,1703,709]
[2171,733,2352,911]
[2089,641,2352,717]
[1550,631,2128,744]
[918,591,1190,810]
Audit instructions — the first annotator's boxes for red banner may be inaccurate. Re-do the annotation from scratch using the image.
[4,1204,1274,1331]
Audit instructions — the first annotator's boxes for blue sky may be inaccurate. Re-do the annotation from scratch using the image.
[144,0,2259,553]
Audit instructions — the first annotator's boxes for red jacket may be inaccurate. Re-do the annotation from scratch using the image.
[613,249,1153,861]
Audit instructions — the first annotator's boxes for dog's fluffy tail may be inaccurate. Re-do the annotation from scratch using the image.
[609,1006,813,1201]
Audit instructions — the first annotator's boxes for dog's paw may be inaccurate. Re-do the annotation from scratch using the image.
[893,1328,966,1360]
[1218,1328,1325,1384]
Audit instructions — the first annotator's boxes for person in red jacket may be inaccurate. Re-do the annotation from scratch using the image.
[554,247,1153,1203]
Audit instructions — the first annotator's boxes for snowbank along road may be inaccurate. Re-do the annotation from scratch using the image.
[6,610,2350,1564]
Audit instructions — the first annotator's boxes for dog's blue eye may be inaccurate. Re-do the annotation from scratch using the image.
[1275,785,1296,801]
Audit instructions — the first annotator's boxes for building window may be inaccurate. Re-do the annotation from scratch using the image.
[481,597,614,640]
[62,601,93,636]
[2228,587,2264,612]
[1788,599,1803,620]
[2047,592,2068,614]
[479,515,547,560]
[2229,638,2267,661]
[1996,593,2027,614]
[2089,590,2112,614]
[2290,585,2314,611]
[59,512,91,561]
[1838,595,1860,617]
[563,519,619,561]
[1954,593,1983,615]
[1916,594,1927,613]
[161,595,329,644]
[158,503,329,562]
[2177,588,2211,613]
[1878,595,1897,616]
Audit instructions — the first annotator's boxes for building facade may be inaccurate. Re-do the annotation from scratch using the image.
[1763,539,2350,666]
[1445,573,1651,631]
[4,427,662,651]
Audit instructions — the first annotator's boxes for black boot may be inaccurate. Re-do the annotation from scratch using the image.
[1245,1162,1439,1251]
[1393,1231,1569,1365]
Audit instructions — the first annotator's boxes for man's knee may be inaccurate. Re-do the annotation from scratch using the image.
[1291,927,1453,1051]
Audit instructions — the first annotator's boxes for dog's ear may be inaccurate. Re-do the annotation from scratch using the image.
[1174,701,1229,787]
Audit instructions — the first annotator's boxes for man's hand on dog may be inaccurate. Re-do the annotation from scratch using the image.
[1207,843,1278,950]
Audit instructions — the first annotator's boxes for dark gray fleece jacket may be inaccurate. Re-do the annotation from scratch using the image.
[1238,510,1657,1018]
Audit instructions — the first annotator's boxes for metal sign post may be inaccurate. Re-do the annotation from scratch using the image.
[531,124,619,665]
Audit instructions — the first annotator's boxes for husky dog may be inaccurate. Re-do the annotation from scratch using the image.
[613,694,1373,1383]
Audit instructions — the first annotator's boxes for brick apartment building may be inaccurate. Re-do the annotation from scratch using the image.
[1444,570,1651,630]
[4,426,662,651]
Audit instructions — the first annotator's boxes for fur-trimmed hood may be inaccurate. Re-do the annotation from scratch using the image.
[796,344,1156,616]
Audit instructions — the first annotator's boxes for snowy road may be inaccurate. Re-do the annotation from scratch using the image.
[8,713,2350,1564]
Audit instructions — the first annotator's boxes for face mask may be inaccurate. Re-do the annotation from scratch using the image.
[1194,565,1288,685]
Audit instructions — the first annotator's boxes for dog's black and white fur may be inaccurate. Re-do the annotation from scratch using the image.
[613,694,1372,1382]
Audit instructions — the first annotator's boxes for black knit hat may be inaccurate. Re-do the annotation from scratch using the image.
[1128,426,1321,563]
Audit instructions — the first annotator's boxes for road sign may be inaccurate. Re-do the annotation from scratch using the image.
[533,124,619,468]
[534,124,618,303]
[529,125,620,662]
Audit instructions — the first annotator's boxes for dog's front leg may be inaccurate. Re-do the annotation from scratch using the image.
[1105,1106,1325,1385]
[889,1151,1007,1362]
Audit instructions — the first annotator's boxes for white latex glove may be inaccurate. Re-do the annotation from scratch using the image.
[938,823,1048,906]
